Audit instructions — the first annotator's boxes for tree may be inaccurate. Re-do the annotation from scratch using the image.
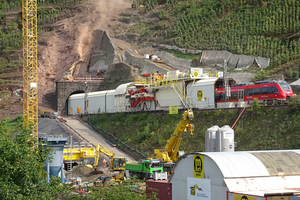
[0,118,64,199]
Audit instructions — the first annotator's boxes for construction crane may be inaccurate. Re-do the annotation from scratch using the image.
[22,0,38,141]
[154,109,194,162]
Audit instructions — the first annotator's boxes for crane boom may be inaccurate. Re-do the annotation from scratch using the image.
[154,109,194,162]
[22,0,38,141]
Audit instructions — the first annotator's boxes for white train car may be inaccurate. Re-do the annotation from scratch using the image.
[86,90,110,114]
[105,89,116,113]
[68,93,85,115]
[66,68,238,115]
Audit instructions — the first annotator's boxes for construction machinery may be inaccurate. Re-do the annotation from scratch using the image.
[93,144,126,171]
[63,58,83,81]
[22,0,38,143]
[125,159,164,180]
[63,143,126,171]
[40,111,50,118]
[154,109,194,163]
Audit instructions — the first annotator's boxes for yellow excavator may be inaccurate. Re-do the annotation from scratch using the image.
[63,144,126,171]
[154,108,194,162]
[93,144,126,171]
[63,58,83,81]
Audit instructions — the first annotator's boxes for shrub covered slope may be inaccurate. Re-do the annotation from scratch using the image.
[89,98,300,157]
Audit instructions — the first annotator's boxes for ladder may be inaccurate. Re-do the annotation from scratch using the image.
[171,81,189,108]
[66,136,73,181]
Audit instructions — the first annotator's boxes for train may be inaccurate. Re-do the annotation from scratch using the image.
[66,68,294,115]
[215,80,295,106]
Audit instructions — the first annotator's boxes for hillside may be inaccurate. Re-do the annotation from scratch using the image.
[0,0,300,120]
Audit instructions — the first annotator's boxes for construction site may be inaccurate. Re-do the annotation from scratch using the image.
[3,0,300,198]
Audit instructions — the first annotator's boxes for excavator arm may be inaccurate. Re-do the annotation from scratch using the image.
[63,58,83,80]
[154,108,194,162]
[93,144,101,170]
[93,144,126,171]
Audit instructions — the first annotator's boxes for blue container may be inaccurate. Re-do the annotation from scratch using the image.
[39,137,68,182]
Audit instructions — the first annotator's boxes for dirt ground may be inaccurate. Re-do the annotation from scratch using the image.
[0,0,134,120]
[71,164,113,183]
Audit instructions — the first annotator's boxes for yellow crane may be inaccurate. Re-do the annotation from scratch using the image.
[22,0,38,141]
[154,108,194,162]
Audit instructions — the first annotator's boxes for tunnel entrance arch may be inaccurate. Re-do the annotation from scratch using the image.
[64,90,84,115]
[56,81,103,115]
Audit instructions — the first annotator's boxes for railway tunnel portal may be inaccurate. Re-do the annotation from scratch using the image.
[56,81,103,115]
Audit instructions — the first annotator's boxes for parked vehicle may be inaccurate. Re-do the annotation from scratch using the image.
[125,159,163,180]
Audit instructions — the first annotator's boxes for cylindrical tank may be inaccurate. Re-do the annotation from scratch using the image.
[205,125,219,152]
[39,137,68,182]
[216,125,234,152]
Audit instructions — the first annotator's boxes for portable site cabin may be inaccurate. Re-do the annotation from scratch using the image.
[169,150,300,200]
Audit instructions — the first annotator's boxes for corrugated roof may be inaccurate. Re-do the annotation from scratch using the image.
[251,151,300,176]
[224,176,300,195]
[200,150,300,178]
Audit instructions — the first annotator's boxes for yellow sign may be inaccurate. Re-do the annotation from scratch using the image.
[193,155,204,178]
[169,105,178,114]
[197,90,203,101]
[234,194,257,200]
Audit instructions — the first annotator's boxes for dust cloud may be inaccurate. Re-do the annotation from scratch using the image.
[75,0,132,59]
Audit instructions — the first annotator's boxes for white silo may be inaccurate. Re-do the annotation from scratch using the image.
[216,125,234,152]
[205,125,219,152]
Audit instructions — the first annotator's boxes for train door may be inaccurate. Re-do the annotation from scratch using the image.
[238,90,244,101]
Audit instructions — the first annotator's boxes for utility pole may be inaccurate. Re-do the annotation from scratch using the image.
[84,82,88,114]
[223,60,230,102]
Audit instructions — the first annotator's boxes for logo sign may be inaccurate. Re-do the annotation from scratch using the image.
[234,194,257,200]
[197,90,203,101]
[187,177,211,200]
[83,151,87,156]
[193,155,204,178]
[169,105,178,114]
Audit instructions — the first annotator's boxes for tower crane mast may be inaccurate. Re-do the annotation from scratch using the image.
[22,0,38,140]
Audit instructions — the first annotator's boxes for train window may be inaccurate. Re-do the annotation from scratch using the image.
[244,89,250,96]
[215,93,224,101]
[249,89,255,96]
[271,86,279,94]
[230,92,238,100]
[278,82,291,91]
[254,88,261,95]
[261,87,270,94]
